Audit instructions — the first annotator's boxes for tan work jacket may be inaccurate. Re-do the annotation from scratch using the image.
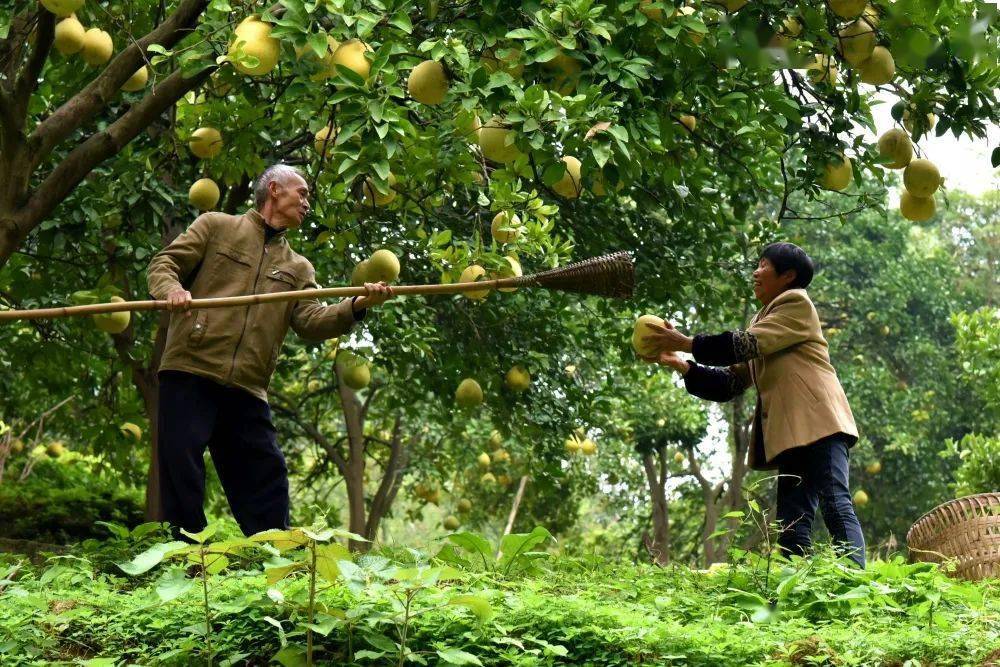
[147,209,359,401]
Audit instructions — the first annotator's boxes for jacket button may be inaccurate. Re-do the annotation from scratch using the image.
[194,324,202,330]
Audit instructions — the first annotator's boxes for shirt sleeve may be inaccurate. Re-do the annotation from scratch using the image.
[290,264,365,341]
[691,291,813,365]
[683,361,751,402]
[146,214,214,300]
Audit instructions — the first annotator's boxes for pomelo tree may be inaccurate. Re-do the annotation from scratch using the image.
[0,0,997,545]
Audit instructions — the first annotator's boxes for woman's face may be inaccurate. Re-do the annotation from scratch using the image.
[752,257,795,304]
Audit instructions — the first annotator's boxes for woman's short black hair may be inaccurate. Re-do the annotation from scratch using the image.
[760,242,814,289]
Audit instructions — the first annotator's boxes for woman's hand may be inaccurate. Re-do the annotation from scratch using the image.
[642,320,694,353]
[641,349,691,375]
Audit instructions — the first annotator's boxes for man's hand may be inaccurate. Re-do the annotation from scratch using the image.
[642,320,694,353]
[166,288,193,316]
[353,282,394,311]
[641,349,691,376]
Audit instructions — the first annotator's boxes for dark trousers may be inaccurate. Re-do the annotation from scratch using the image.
[157,370,290,538]
[775,434,866,568]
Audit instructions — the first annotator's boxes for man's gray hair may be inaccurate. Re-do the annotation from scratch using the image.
[253,164,303,209]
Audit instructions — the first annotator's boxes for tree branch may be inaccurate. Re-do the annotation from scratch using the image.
[16,65,214,241]
[14,9,53,113]
[365,414,407,538]
[27,0,210,167]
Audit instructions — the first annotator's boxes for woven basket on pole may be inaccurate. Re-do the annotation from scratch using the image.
[0,252,634,322]
[906,492,1000,581]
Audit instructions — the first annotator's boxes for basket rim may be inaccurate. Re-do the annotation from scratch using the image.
[906,492,1000,544]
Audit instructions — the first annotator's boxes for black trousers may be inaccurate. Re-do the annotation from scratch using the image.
[157,370,290,538]
[775,434,866,568]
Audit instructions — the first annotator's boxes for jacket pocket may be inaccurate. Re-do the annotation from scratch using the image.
[188,309,209,345]
[792,371,821,406]
[264,266,299,293]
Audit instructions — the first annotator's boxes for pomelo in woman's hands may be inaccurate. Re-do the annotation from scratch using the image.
[632,314,666,358]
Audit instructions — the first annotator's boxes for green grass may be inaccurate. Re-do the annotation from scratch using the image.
[1,536,998,666]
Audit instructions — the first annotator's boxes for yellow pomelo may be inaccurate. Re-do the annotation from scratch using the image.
[674,451,685,463]
[367,249,400,283]
[362,173,396,207]
[482,47,524,78]
[632,314,666,358]
[828,0,865,19]
[543,51,580,94]
[46,441,67,457]
[853,489,869,506]
[495,256,522,293]
[313,125,337,154]
[235,16,271,41]
[40,0,84,18]
[902,159,941,198]
[480,472,496,484]
[837,19,876,67]
[580,439,597,455]
[806,54,838,85]
[723,0,748,12]
[552,156,583,198]
[119,422,143,441]
[455,110,481,141]
[505,365,530,392]
[859,46,894,85]
[459,264,490,300]
[899,190,935,222]
[188,178,220,211]
[866,460,882,474]
[478,118,522,164]
[821,154,853,191]
[93,296,130,334]
[565,437,581,454]
[189,127,223,159]
[338,354,372,390]
[331,39,372,80]
[300,35,341,81]
[678,114,697,133]
[877,128,912,169]
[121,66,149,92]
[81,28,113,66]
[229,20,279,76]
[861,4,880,28]
[307,379,321,392]
[351,260,370,286]
[53,15,86,55]
[408,60,449,105]
[477,452,491,468]
[455,378,484,408]
[489,430,503,450]
[457,498,472,512]
[443,516,460,530]
[491,211,521,244]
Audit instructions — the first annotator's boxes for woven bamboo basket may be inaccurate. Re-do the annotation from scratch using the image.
[906,492,1000,581]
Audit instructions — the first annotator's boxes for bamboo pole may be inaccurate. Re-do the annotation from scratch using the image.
[0,278,519,322]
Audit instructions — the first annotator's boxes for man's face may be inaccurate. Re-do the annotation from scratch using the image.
[752,257,795,304]
[269,172,310,228]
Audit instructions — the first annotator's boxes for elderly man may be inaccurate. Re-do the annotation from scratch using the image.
[146,164,392,538]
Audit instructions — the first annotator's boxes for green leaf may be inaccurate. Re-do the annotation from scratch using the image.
[250,529,309,551]
[116,541,187,575]
[180,524,217,544]
[273,645,308,667]
[155,567,195,602]
[389,12,413,33]
[447,532,496,564]
[316,543,351,582]
[265,561,305,585]
[436,648,483,665]
[448,594,494,623]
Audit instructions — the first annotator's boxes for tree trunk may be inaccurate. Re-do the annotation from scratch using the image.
[642,448,670,565]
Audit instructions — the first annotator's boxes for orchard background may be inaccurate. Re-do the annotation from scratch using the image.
[0,0,999,664]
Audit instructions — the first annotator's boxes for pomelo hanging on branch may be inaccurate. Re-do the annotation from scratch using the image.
[366,249,400,283]
[92,296,130,334]
[478,117,522,164]
[361,173,397,207]
[491,211,520,244]
[877,128,912,169]
[455,378,484,408]
[121,66,149,92]
[552,156,583,199]
[459,264,490,300]
[80,28,113,66]
[331,39,373,80]
[505,365,531,392]
[902,159,942,198]
[189,127,223,159]
[820,153,853,191]
[53,15,86,55]
[188,178,220,211]
[899,190,935,222]
[408,60,449,105]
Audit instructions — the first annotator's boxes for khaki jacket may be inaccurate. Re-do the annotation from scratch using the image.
[687,288,858,469]
[147,209,360,402]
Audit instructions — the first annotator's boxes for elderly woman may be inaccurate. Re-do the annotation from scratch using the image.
[641,242,866,568]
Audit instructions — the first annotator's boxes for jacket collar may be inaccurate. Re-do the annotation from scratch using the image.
[246,208,288,241]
